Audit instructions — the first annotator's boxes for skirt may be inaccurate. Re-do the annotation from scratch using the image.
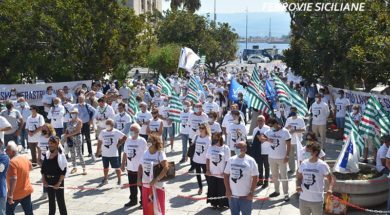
[207,176,229,207]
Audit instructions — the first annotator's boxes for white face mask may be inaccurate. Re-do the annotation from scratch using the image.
[353,110,358,114]
[106,124,113,130]
[71,114,78,119]
[207,98,213,103]
[117,99,122,103]
[208,118,214,123]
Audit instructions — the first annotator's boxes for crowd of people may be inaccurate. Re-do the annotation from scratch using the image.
[0,64,387,215]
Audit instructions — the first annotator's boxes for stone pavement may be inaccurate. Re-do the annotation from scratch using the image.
[14,135,386,215]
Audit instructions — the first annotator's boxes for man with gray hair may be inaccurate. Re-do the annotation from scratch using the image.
[121,123,147,207]
[5,141,34,215]
[136,102,151,141]
[0,138,9,214]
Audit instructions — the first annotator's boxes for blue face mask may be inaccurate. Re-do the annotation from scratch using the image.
[193,108,199,113]
[290,112,297,117]
[234,148,241,156]
[303,151,311,160]
[129,131,136,138]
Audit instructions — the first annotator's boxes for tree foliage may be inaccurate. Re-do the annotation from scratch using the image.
[282,0,390,90]
[0,0,145,83]
[147,43,181,75]
[168,0,201,13]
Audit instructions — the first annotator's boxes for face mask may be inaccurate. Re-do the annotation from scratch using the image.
[315,98,320,102]
[106,125,113,130]
[185,106,191,111]
[71,114,78,119]
[54,104,59,107]
[193,108,199,113]
[117,99,122,103]
[11,92,16,96]
[164,101,169,106]
[207,98,213,103]
[353,110,358,114]
[20,102,26,107]
[234,148,241,156]
[208,118,214,123]
[303,151,311,160]
[233,118,239,124]
[238,97,243,101]
[155,93,160,97]
[212,139,219,145]
[129,131,136,138]
[290,112,297,117]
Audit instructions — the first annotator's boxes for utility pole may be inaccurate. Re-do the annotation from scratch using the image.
[269,17,272,42]
[214,0,217,23]
[246,7,248,50]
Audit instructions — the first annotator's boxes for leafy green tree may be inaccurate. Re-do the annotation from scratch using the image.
[168,0,201,13]
[147,43,181,76]
[282,0,390,90]
[0,0,145,83]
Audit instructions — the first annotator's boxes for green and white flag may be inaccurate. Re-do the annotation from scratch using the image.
[359,96,390,149]
[158,74,173,96]
[169,93,183,137]
[247,80,272,115]
[344,113,364,155]
[128,94,140,121]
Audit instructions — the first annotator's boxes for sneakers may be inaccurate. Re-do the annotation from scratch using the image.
[124,201,137,207]
[39,192,48,200]
[117,179,121,186]
[179,158,186,163]
[100,178,108,186]
[269,192,280,198]
[256,181,263,187]
[261,183,269,189]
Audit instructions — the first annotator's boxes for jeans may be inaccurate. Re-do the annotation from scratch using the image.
[47,187,67,215]
[81,123,92,155]
[6,194,33,215]
[0,197,5,215]
[181,134,189,159]
[128,171,142,202]
[299,199,323,215]
[229,197,252,215]
[336,117,345,129]
[20,129,28,149]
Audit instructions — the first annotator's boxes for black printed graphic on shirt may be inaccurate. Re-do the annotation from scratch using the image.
[313,109,321,118]
[271,139,280,150]
[303,173,316,190]
[231,168,243,183]
[195,144,205,156]
[103,137,114,149]
[127,149,137,161]
[212,154,223,166]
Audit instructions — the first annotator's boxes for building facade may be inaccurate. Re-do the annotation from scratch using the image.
[125,0,162,15]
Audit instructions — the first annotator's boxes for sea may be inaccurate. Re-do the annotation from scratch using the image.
[237,42,290,55]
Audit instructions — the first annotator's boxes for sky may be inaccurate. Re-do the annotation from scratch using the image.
[162,0,285,14]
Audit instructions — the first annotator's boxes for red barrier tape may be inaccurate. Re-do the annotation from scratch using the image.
[177,195,270,201]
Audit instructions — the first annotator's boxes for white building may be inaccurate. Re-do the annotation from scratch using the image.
[125,0,162,15]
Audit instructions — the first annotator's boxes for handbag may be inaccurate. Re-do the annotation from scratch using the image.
[153,151,175,182]
[187,135,198,158]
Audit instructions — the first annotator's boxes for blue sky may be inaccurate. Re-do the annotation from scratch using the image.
[162,0,285,13]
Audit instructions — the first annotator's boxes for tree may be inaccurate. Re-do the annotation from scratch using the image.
[147,43,181,76]
[0,0,145,83]
[281,0,390,90]
[168,0,201,13]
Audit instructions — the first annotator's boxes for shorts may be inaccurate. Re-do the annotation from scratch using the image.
[163,125,174,141]
[336,117,345,128]
[102,156,120,169]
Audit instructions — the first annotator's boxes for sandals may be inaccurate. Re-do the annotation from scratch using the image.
[71,168,77,174]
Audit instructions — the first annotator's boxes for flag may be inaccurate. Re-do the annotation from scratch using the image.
[186,88,199,104]
[251,67,261,85]
[128,95,139,121]
[157,74,173,96]
[333,132,360,173]
[273,75,308,117]
[265,79,277,109]
[359,96,390,148]
[228,78,247,103]
[169,93,183,137]
[178,47,200,71]
[247,80,272,115]
[344,113,364,155]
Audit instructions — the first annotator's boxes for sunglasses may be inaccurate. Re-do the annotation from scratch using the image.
[199,126,206,129]
[49,136,59,142]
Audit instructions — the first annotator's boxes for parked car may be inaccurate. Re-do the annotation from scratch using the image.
[247,55,270,64]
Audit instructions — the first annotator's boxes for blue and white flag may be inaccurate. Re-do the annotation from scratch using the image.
[333,131,360,173]
[265,79,276,109]
[229,78,247,103]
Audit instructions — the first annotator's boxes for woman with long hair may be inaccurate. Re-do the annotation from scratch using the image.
[192,123,211,195]
[206,132,230,209]
[137,133,168,215]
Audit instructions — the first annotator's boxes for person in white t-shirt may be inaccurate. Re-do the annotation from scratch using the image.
[192,123,211,195]
[136,102,152,140]
[208,111,222,135]
[179,101,192,163]
[114,103,133,166]
[97,119,127,185]
[47,98,65,138]
[376,135,390,175]
[253,115,271,188]
[158,97,174,151]
[309,94,330,147]
[26,105,45,166]
[94,98,115,140]
[119,80,132,102]
[351,104,361,126]
[121,123,147,207]
[63,86,74,103]
[137,133,168,214]
[227,110,247,154]
[42,86,57,118]
[334,90,351,132]
[296,142,334,215]
[223,141,258,215]
[206,133,230,208]
[147,109,163,138]
[299,132,326,164]
[264,118,292,201]
[151,90,164,107]
[0,116,11,145]
[284,106,306,173]
[203,95,220,115]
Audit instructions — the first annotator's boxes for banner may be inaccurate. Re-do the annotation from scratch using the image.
[328,86,390,113]
[0,80,92,106]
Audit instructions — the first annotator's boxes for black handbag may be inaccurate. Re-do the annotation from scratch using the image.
[187,135,198,158]
[153,151,175,182]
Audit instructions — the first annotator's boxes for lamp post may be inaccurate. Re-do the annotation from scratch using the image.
[246,7,248,50]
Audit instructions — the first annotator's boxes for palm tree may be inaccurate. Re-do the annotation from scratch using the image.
[167,0,201,13]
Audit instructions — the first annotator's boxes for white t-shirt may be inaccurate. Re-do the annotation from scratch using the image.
[48,105,65,128]
[180,110,192,135]
[209,122,222,134]
[335,97,350,118]
[38,136,49,160]
[152,96,164,107]
[298,159,330,202]
[206,145,230,178]
[148,118,162,134]
[114,112,131,128]
[376,144,388,172]
[124,136,147,172]
[26,114,45,143]
[98,129,125,157]
[95,105,115,128]
[227,123,247,151]
[284,116,306,145]
[158,106,172,128]
[119,87,132,99]
[193,136,211,165]
[224,155,259,196]
[203,102,220,114]
[222,112,245,129]
[136,111,152,135]
[63,103,74,122]
[188,113,208,139]
[141,150,167,184]
[0,116,11,143]
[252,125,271,155]
[310,102,330,125]
[264,128,292,159]
[42,93,57,112]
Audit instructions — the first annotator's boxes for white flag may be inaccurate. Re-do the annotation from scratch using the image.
[333,131,360,173]
[178,47,200,71]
